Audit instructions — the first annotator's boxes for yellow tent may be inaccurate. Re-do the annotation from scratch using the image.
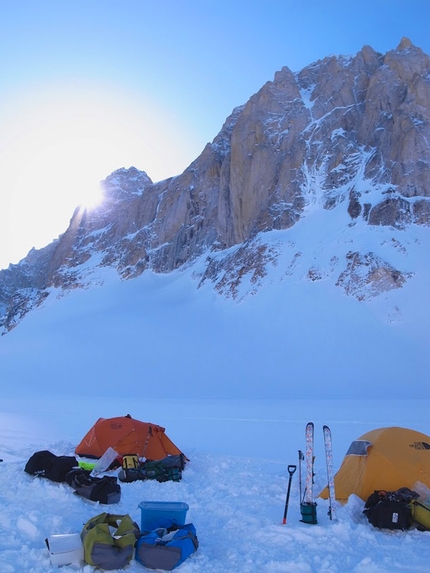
[319,426,430,502]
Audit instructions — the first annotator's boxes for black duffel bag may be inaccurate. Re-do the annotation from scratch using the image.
[65,468,121,504]
[25,450,78,482]
[363,487,418,530]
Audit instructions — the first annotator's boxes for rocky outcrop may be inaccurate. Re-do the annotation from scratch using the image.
[197,236,280,300]
[336,251,413,300]
[1,38,430,331]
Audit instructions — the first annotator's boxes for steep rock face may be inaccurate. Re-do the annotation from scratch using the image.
[44,167,154,285]
[1,38,430,331]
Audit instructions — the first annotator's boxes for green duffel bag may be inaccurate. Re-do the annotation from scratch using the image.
[81,512,140,570]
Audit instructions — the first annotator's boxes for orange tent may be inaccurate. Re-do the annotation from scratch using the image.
[319,426,430,502]
[75,414,186,460]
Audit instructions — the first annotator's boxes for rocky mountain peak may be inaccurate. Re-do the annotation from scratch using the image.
[1,39,430,332]
[102,166,153,203]
[397,36,414,51]
[384,37,430,83]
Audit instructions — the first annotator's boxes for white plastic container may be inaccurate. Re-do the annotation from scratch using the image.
[45,533,84,566]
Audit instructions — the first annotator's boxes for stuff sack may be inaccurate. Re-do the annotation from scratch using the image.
[122,454,139,469]
[81,512,140,570]
[410,499,430,531]
[25,450,78,483]
[363,488,418,530]
[65,469,121,504]
[135,523,198,571]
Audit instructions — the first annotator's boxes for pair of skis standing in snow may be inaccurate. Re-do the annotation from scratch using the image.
[282,422,336,524]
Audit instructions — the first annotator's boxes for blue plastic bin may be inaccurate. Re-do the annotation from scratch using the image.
[138,501,189,530]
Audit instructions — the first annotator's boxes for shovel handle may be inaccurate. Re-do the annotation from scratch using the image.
[288,465,297,476]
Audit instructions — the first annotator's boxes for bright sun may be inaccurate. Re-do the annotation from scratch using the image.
[77,183,104,211]
[0,81,201,268]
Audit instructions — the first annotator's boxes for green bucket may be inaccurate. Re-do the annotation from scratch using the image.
[300,502,318,524]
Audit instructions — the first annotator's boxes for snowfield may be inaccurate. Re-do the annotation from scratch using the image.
[2,397,430,573]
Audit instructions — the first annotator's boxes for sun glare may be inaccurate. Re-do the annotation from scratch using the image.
[75,182,104,211]
[0,81,203,268]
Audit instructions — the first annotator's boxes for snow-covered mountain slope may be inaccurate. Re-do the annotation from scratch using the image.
[0,194,428,399]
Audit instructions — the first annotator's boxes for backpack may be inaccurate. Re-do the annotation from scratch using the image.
[81,512,140,570]
[65,468,121,504]
[363,488,418,530]
[25,450,78,483]
[135,523,198,571]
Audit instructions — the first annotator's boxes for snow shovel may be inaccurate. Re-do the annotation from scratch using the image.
[282,465,297,524]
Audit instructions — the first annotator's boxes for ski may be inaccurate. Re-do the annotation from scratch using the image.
[304,422,314,503]
[323,424,337,520]
[300,421,317,523]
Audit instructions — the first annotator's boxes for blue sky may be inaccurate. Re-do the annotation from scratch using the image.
[0,0,429,269]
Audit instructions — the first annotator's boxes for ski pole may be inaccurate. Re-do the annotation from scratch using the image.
[298,450,304,503]
[282,464,297,524]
